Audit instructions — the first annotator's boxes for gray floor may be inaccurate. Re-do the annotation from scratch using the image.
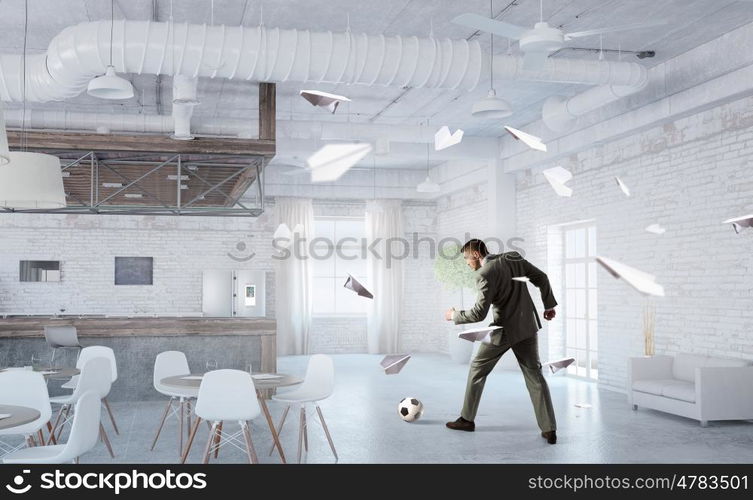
[8,353,753,463]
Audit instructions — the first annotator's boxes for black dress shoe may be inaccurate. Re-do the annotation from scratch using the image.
[541,430,557,444]
[446,417,475,432]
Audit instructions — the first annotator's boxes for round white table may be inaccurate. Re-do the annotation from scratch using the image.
[160,373,302,464]
[0,405,41,431]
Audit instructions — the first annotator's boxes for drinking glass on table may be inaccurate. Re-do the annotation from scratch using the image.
[205,360,218,372]
[246,362,254,374]
[31,354,46,371]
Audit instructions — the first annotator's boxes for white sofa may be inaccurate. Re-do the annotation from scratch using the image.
[628,353,753,426]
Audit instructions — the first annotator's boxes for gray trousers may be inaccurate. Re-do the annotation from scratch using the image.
[460,333,557,432]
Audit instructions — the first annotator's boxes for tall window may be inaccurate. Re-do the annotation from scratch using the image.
[311,216,368,316]
[563,224,598,379]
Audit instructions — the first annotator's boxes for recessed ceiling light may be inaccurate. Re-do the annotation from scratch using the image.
[102,182,123,188]
[124,193,143,199]
[167,175,189,180]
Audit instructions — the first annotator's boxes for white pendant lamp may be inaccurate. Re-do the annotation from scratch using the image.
[0,152,66,209]
[471,0,512,119]
[87,0,133,100]
[416,142,440,193]
[0,103,9,165]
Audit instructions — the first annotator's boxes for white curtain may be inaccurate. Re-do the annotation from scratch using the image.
[275,197,314,355]
[366,200,404,354]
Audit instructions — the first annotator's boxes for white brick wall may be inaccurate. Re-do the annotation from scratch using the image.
[516,94,753,392]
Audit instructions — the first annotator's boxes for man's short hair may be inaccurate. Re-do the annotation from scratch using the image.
[461,239,489,257]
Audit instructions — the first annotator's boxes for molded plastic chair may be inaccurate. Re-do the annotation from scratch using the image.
[0,371,52,454]
[150,351,198,455]
[43,326,82,365]
[60,346,119,435]
[48,357,115,458]
[180,370,261,464]
[271,354,337,463]
[3,391,102,464]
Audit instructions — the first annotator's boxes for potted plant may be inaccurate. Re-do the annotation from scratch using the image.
[434,243,478,363]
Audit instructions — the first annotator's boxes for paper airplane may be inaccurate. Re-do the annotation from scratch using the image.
[458,326,502,344]
[380,354,411,375]
[512,276,530,282]
[307,143,373,183]
[434,126,464,151]
[722,214,753,234]
[504,126,547,152]
[645,224,666,235]
[543,357,575,374]
[343,274,374,299]
[273,223,304,248]
[596,256,665,297]
[542,166,573,197]
[299,90,351,114]
[615,176,631,196]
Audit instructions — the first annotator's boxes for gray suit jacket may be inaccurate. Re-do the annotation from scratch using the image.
[452,252,558,345]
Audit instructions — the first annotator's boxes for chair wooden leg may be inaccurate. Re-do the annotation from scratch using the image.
[37,430,45,448]
[202,423,217,464]
[25,435,34,447]
[303,407,308,452]
[242,421,258,464]
[186,400,192,437]
[150,398,174,451]
[179,398,185,457]
[180,417,202,464]
[316,406,338,461]
[213,421,223,458]
[99,423,115,458]
[48,405,66,444]
[297,406,305,464]
[46,421,57,445]
[103,397,120,435]
[268,405,290,456]
[56,405,72,441]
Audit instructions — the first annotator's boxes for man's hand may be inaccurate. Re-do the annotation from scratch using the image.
[543,308,556,321]
[445,307,456,321]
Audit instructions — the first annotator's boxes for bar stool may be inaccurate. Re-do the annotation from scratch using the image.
[43,326,82,366]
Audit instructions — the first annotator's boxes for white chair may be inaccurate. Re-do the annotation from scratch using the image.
[150,351,198,455]
[3,391,102,464]
[43,326,82,366]
[60,346,119,435]
[0,371,52,454]
[180,370,261,464]
[48,357,115,458]
[271,354,337,463]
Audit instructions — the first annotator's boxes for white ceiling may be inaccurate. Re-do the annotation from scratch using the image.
[2,0,753,170]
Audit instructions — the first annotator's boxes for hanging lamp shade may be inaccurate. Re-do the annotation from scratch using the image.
[0,152,66,209]
[416,176,440,193]
[471,89,512,118]
[87,65,134,100]
[0,104,9,165]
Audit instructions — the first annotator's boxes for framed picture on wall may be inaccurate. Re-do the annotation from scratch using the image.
[244,285,256,306]
[114,257,153,285]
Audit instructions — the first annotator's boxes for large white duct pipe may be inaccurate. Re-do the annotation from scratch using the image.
[0,21,647,103]
[541,83,647,132]
[171,74,198,140]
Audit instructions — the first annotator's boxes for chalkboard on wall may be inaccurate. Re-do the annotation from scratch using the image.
[114,257,153,285]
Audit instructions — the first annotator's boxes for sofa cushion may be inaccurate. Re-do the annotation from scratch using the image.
[672,354,707,382]
[632,379,669,396]
[660,380,696,403]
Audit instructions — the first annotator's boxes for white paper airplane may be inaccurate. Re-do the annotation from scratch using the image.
[615,176,631,196]
[343,274,374,299]
[722,214,753,234]
[458,326,502,344]
[299,90,351,114]
[645,224,666,235]
[596,256,665,297]
[273,223,304,248]
[512,276,530,282]
[542,166,573,197]
[434,126,464,151]
[504,126,547,152]
[543,357,575,374]
[307,143,373,183]
[380,354,411,375]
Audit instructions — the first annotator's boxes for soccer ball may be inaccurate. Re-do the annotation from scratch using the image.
[397,397,423,422]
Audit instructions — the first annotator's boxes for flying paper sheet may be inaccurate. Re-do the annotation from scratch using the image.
[299,90,351,114]
[504,126,547,152]
[307,143,373,183]
[615,176,631,196]
[434,126,464,151]
[722,214,753,234]
[458,326,502,344]
[543,357,575,374]
[645,224,666,235]
[542,166,573,197]
[380,354,411,375]
[512,276,530,282]
[343,274,374,299]
[596,256,665,297]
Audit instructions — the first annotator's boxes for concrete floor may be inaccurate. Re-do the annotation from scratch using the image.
[6,353,753,463]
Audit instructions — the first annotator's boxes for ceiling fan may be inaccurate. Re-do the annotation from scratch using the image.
[452,0,666,71]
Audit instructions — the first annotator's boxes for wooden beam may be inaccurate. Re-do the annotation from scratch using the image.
[225,160,261,207]
[7,131,275,157]
[259,82,276,141]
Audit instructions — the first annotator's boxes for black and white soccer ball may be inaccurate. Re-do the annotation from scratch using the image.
[397,397,423,422]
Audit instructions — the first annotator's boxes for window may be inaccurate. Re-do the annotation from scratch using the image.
[311,216,368,316]
[563,224,598,379]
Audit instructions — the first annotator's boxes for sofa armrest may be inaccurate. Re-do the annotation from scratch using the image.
[696,366,753,419]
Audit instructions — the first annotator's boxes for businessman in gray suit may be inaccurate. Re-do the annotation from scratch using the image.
[444,239,559,444]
